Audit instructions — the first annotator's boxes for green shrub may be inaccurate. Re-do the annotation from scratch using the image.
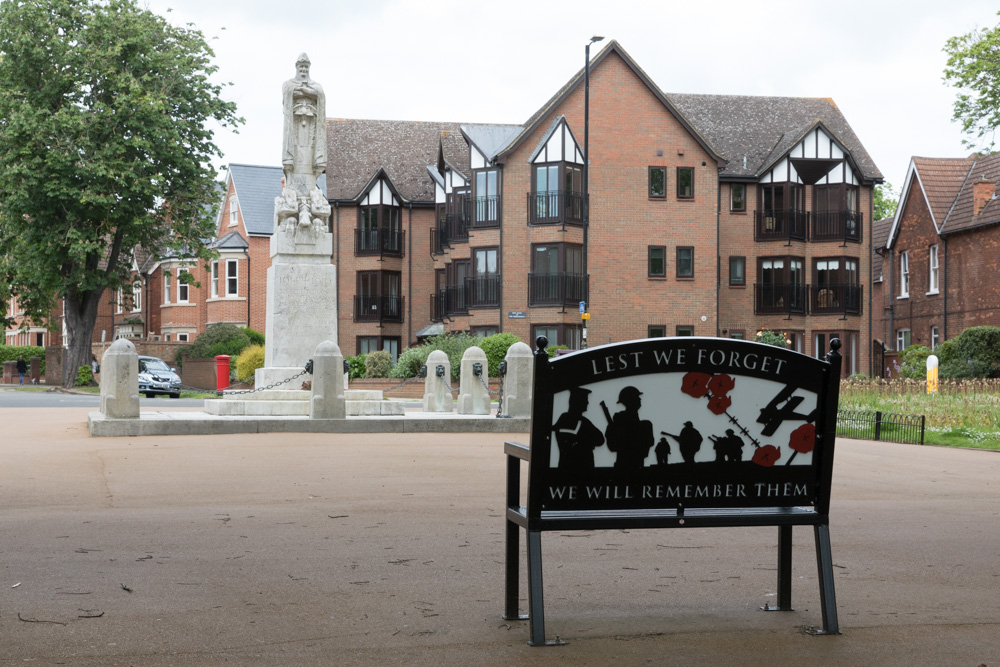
[241,327,265,346]
[939,326,1000,378]
[478,332,521,377]
[364,349,392,378]
[75,365,94,386]
[753,330,790,348]
[345,353,367,380]
[0,345,46,375]
[234,344,265,382]
[546,344,569,358]
[185,323,251,360]
[897,344,933,379]
[389,346,430,379]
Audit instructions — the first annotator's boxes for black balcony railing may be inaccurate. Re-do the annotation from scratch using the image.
[355,228,405,257]
[353,295,405,323]
[471,195,500,229]
[812,210,863,242]
[754,209,808,241]
[754,283,807,315]
[811,284,863,315]
[430,227,443,255]
[528,272,585,307]
[445,212,469,245]
[527,191,585,226]
[467,275,501,308]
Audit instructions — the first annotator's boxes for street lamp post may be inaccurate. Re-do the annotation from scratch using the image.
[582,35,603,350]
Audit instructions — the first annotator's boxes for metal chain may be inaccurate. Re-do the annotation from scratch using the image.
[494,369,510,419]
[223,368,311,395]
[378,373,426,394]
[476,372,502,397]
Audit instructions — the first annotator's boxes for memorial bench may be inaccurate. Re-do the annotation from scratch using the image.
[504,335,842,645]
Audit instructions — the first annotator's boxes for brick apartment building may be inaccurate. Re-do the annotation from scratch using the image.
[7,40,885,377]
[873,153,1000,363]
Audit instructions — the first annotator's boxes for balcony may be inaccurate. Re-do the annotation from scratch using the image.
[528,272,585,307]
[354,228,405,257]
[467,275,501,308]
[527,191,585,226]
[471,195,500,229]
[811,284,863,315]
[353,295,405,323]
[812,210,863,242]
[754,283,807,315]
[754,209,808,242]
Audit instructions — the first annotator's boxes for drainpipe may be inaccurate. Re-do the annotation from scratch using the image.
[246,251,251,328]
[498,185,504,335]
[716,178,721,337]
[867,185,873,375]
[942,237,948,342]
[334,201,340,345]
[407,202,413,347]
[887,247,894,356]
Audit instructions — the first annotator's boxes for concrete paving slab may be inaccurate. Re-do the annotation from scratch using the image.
[2,407,999,666]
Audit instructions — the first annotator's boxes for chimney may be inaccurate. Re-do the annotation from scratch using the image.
[973,176,995,217]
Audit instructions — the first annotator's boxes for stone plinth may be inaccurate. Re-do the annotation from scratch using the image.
[457,346,490,415]
[423,350,453,413]
[100,338,140,419]
[310,340,345,419]
[501,342,533,418]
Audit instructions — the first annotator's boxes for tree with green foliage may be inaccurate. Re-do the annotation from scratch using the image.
[873,181,899,221]
[938,326,1000,378]
[0,0,241,386]
[943,13,1000,150]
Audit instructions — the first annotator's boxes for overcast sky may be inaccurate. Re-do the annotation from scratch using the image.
[144,0,998,193]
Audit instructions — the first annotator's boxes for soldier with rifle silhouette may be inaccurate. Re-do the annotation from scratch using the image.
[662,421,703,464]
[600,386,654,471]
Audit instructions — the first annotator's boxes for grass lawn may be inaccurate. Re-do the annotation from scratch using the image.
[839,378,1000,450]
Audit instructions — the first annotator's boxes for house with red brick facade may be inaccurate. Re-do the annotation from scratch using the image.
[875,154,1000,358]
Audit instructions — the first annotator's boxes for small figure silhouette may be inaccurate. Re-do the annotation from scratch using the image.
[552,386,605,472]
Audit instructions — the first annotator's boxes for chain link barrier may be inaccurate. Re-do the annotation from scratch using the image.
[224,367,311,395]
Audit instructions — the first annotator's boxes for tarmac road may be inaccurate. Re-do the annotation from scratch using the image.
[1,407,998,666]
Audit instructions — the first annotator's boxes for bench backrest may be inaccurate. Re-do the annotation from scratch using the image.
[525,336,842,518]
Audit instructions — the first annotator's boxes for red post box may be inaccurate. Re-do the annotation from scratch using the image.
[215,355,232,394]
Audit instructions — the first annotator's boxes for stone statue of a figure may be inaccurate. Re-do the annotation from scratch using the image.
[277,53,329,231]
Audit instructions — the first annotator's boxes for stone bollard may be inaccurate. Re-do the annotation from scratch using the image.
[100,338,140,419]
[423,350,453,413]
[310,340,346,419]
[457,346,490,415]
[501,342,534,418]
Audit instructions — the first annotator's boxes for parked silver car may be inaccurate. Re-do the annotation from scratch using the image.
[137,355,182,398]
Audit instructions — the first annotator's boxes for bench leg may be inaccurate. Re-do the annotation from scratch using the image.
[762,525,794,611]
[526,529,563,646]
[503,518,526,621]
[812,523,841,635]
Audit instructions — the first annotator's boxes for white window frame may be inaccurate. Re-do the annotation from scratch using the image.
[132,280,142,313]
[177,333,189,342]
[177,268,190,303]
[164,271,171,305]
[896,328,911,351]
[211,261,219,298]
[115,289,124,314]
[928,245,939,294]
[229,195,239,227]
[930,325,940,350]
[899,251,909,298]
[226,259,239,296]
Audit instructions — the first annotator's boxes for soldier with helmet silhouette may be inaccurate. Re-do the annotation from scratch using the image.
[601,386,654,471]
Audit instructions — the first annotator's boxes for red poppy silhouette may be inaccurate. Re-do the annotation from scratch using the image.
[681,372,712,398]
[752,444,781,467]
[706,373,735,397]
[788,424,816,454]
[707,394,732,415]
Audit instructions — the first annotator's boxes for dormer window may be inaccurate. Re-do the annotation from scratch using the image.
[528,116,586,227]
[355,176,404,257]
[474,168,500,227]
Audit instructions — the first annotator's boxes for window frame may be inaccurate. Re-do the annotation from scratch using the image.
[729,256,746,286]
[226,259,239,297]
[676,167,694,199]
[675,325,694,336]
[473,167,501,225]
[177,268,190,304]
[229,194,239,227]
[648,166,666,199]
[676,246,694,279]
[899,251,910,298]
[163,270,171,305]
[930,325,940,350]
[648,245,666,277]
[896,328,911,351]
[211,261,219,298]
[730,183,746,211]
[648,325,667,338]
[531,323,583,350]
[928,244,939,294]
[132,280,142,313]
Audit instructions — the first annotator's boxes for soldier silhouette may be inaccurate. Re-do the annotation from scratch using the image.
[602,386,654,471]
[553,387,605,472]
[664,421,703,464]
[710,428,745,463]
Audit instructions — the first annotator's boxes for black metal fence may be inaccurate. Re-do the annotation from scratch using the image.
[836,410,925,445]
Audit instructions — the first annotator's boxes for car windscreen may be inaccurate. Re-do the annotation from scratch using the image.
[142,359,171,372]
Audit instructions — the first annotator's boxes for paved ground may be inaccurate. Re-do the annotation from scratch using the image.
[1,407,998,666]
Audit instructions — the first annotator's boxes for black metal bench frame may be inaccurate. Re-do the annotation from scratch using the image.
[504,336,842,645]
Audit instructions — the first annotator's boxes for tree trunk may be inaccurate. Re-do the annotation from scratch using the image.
[62,290,104,388]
